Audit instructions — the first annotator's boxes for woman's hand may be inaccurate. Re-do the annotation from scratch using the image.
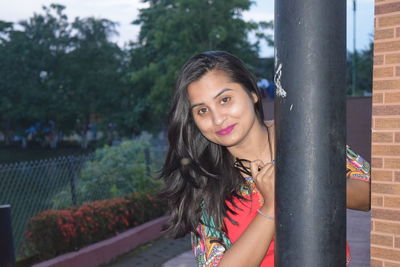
[250,160,275,215]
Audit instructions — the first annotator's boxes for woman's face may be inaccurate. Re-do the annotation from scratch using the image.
[187,69,259,148]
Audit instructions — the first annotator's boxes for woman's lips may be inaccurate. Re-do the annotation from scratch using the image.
[216,124,236,136]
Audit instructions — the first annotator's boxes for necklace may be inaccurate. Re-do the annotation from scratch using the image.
[233,125,274,177]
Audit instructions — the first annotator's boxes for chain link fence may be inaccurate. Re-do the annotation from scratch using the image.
[0,142,167,257]
[0,154,94,256]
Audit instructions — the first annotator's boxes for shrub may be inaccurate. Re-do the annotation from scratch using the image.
[25,192,167,260]
[51,140,164,208]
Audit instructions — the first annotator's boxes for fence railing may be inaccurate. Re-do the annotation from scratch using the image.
[0,154,94,256]
[0,140,168,258]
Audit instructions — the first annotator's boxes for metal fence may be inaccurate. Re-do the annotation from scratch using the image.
[0,140,168,257]
[0,154,94,256]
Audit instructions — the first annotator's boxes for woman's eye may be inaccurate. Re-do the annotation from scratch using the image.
[220,97,231,104]
[198,107,208,115]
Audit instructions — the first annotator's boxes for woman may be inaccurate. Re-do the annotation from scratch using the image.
[160,51,370,266]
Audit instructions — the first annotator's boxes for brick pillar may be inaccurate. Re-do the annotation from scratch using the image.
[371,1,400,266]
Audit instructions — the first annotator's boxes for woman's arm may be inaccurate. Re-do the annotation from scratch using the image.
[192,160,275,267]
[346,146,371,211]
[347,178,370,211]
[217,160,275,267]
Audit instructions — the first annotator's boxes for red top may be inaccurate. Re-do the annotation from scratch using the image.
[224,185,274,267]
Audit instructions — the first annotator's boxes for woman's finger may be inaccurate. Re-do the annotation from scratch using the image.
[250,160,264,178]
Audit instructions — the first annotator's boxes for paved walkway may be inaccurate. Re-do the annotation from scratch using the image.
[106,209,370,267]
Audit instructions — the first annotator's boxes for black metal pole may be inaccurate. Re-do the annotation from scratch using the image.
[0,205,16,267]
[274,0,347,266]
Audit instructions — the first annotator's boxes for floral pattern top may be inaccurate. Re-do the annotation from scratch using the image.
[191,145,370,267]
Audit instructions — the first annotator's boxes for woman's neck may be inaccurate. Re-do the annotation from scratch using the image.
[227,121,273,163]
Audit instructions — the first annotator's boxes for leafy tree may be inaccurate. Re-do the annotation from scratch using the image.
[347,40,373,96]
[127,0,273,133]
[0,4,72,145]
[62,16,126,147]
[0,5,127,147]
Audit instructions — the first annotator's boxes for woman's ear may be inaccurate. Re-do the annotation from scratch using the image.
[251,92,259,103]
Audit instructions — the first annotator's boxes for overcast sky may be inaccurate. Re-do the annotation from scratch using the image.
[0,0,373,57]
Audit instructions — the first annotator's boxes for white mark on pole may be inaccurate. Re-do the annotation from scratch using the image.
[274,62,287,98]
[290,104,293,111]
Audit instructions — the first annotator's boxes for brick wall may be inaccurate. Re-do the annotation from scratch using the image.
[371,0,400,266]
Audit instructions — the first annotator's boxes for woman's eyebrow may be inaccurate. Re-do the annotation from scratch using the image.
[190,88,233,110]
[213,88,233,99]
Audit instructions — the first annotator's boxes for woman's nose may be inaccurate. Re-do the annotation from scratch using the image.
[212,109,226,126]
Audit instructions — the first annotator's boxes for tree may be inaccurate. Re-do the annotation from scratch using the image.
[0,5,127,147]
[127,0,273,133]
[347,40,373,96]
[62,16,125,147]
[0,4,72,146]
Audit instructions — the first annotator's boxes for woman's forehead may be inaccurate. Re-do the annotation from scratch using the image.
[187,70,242,103]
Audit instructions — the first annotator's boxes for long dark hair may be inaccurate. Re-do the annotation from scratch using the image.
[160,51,265,238]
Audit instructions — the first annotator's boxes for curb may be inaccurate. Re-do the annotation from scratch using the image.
[33,216,169,267]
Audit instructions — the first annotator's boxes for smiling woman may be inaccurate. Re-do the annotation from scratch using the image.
[159,51,370,267]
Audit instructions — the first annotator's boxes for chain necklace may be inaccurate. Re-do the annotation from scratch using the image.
[233,125,274,177]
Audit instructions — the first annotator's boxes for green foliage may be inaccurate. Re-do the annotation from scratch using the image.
[51,140,162,208]
[0,2,274,139]
[127,0,273,132]
[0,4,127,141]
[347,40,373,96]
[25,192,167,261]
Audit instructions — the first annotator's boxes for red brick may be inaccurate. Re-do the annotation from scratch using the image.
[385,92,400,104]
[373,144,400,155]
[374,93,384,104]
[374,66,395,78]
[371,233,394,246]
[371,246,400,261]
[385,262,400,267]
[373,170,394,181]
[385,158,400,168]
[396,171,400,182]
[373,132,394,142]
[373,80,400,90]
[396,66,400,76]
[375,118,400,129]
[375,2,400,15]
[373,195,384,207]
[385,53,400,64]
[384,196,400,208]
[397,27,400,37]
[376,40,400,52]
[371,258,383,267]
[396,132,400,142]
[373,208,400,221]
[373,157,384,168]
[373,105,400,116]
[371,260,383,267]
[396,237,400,248]
[376,28,396,40]
[373,183,400,195]
[378,14,400,28]
[375,54,385,65]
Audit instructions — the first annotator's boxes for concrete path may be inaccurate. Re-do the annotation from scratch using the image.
[106,209,370,267]
[347,209,371,267]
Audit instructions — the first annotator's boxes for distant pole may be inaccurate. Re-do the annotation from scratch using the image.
[0,205,16,267]
[352,0,357,95]
[274,0,347,266]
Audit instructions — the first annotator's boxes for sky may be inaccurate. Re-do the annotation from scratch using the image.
[0,0,374,57]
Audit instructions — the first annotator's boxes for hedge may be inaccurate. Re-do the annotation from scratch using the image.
[25,192,167,260]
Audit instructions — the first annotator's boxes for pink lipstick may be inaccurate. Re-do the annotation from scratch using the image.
[216,124,236,136]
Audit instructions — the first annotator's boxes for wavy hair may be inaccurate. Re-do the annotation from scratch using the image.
[160,51,265,238]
